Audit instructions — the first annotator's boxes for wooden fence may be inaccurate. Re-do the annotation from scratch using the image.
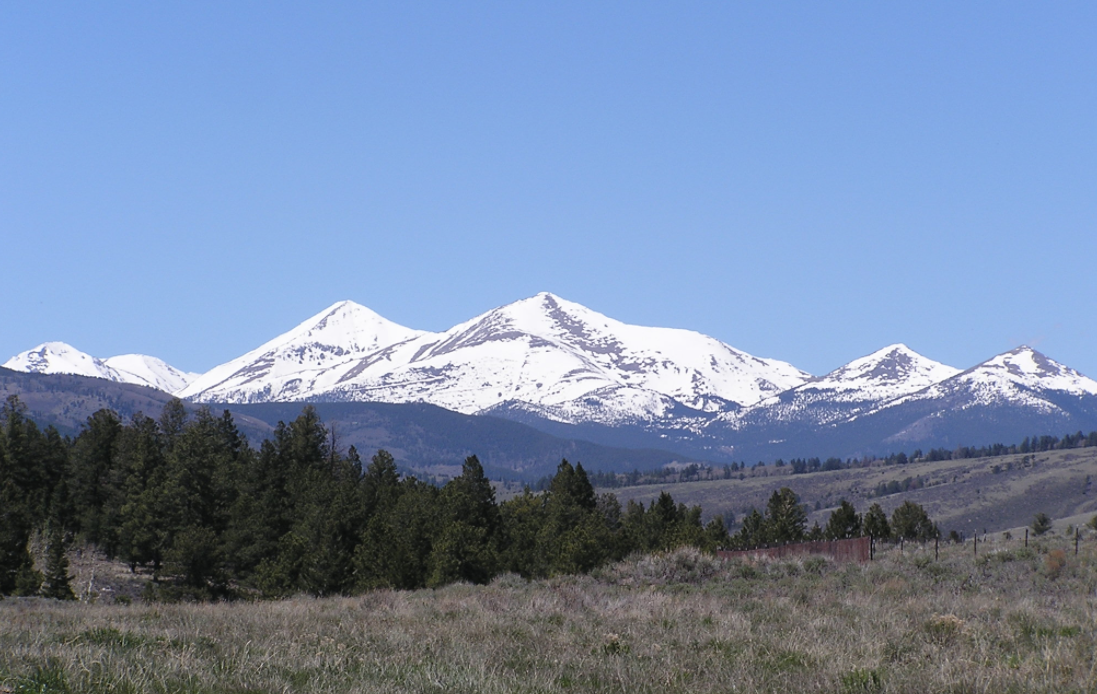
[717,536,871,563]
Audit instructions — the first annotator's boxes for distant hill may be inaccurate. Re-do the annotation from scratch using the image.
[607,446,1097,536]
[0,367,691,480]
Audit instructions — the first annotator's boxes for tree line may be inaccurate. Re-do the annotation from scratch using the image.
[0,395,944,601]
[586,429,1097,489]
[0,396,734,600]
[727,490,937,549]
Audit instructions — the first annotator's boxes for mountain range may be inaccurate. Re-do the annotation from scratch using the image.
[7,293,1097,467]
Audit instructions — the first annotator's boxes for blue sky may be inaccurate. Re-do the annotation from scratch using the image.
[3,3,1095,378]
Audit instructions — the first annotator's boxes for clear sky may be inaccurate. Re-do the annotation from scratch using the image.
[3,3,1095,379]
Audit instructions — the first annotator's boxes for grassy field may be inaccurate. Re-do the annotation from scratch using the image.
[607,448,1097,537]
[4,535,1097,694]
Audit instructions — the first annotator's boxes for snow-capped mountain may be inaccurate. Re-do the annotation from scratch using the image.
[9,297,1097,463]
[103,354,198,393]
[722,344,960,429]
[867,346,1097,417]
[184,292,811,425]
[178,300,430,403]
[3,342,196,392]
[823,346,1097,450]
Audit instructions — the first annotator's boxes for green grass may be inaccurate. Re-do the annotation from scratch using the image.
[4,535,1097,693]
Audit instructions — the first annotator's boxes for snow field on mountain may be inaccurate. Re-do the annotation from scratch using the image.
[3,342,197,392]
[7,297,1097,435]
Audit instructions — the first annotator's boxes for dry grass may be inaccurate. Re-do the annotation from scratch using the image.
[3,537,1097,693]
[610,448,1097,536]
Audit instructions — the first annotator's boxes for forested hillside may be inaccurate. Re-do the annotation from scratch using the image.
[1,395,950,601]
[0,396,729,599]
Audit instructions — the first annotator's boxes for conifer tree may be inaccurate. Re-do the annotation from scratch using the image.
[765,487,807,543]
[41,521,75,600]
[0,396,43,595]
[69,409,123,551]
[428,455,500,585]
[863,502,890,540]
[890,501,937,541]
[824,500,862,540]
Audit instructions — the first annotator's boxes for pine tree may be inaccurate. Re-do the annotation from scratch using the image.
[824,500,862,540]
[114,413,168,572]
[69,409,124,552]
[863,502,890,540]
[1032,512,1053,536]
[428,455,500,585]
[0,396,42,595]
[41,522,75,600]
[890,501,937,541]
[765,487,807,543]
[497,489,546,577]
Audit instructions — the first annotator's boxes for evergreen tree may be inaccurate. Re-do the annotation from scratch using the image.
[41,521,75,600]
[69,409,124,551]
[863,502,890,540]
[529,460,617,576]
[497,488,546,577]
[824,500,862,540]
[765,487,807,543]
[355,476,439,590]
[733,508,766,549]
[254,406,365,596]
[701,515,730,552]
[114,413,168,571]
[0,396,43,595]
[428,455,500,585]
[890,501,937,541]
[1031,512,1053,536]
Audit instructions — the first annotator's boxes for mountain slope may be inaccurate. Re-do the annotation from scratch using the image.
[0,367,692,480]
[847,346,1097,448]
[185,293,811,426]
[722,344,959,429]
[102,354,198,393]
[178,300,430,403]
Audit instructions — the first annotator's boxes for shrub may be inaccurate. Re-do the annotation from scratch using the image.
[1032,513,1053,536]
[839,667,883,693]
[924,614,965,644]
[1044,549,1067,579]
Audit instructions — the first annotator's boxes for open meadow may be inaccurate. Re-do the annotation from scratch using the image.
[3,535,1097,694]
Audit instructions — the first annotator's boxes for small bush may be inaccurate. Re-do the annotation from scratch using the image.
[1032,513,1053,536]
[1044,549,1067,579]
[924,614,965,644]
[14,660,70,694]
[839,667,883,693]
[599,633,630,656]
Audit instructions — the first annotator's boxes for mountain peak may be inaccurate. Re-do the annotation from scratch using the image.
[3,342,196,392]
[820,344,958,391]
[3,342,106,378]
[178,299,427,402]
[972,346,1096,392]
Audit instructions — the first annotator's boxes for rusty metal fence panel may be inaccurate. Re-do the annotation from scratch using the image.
[717,536,871,563]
